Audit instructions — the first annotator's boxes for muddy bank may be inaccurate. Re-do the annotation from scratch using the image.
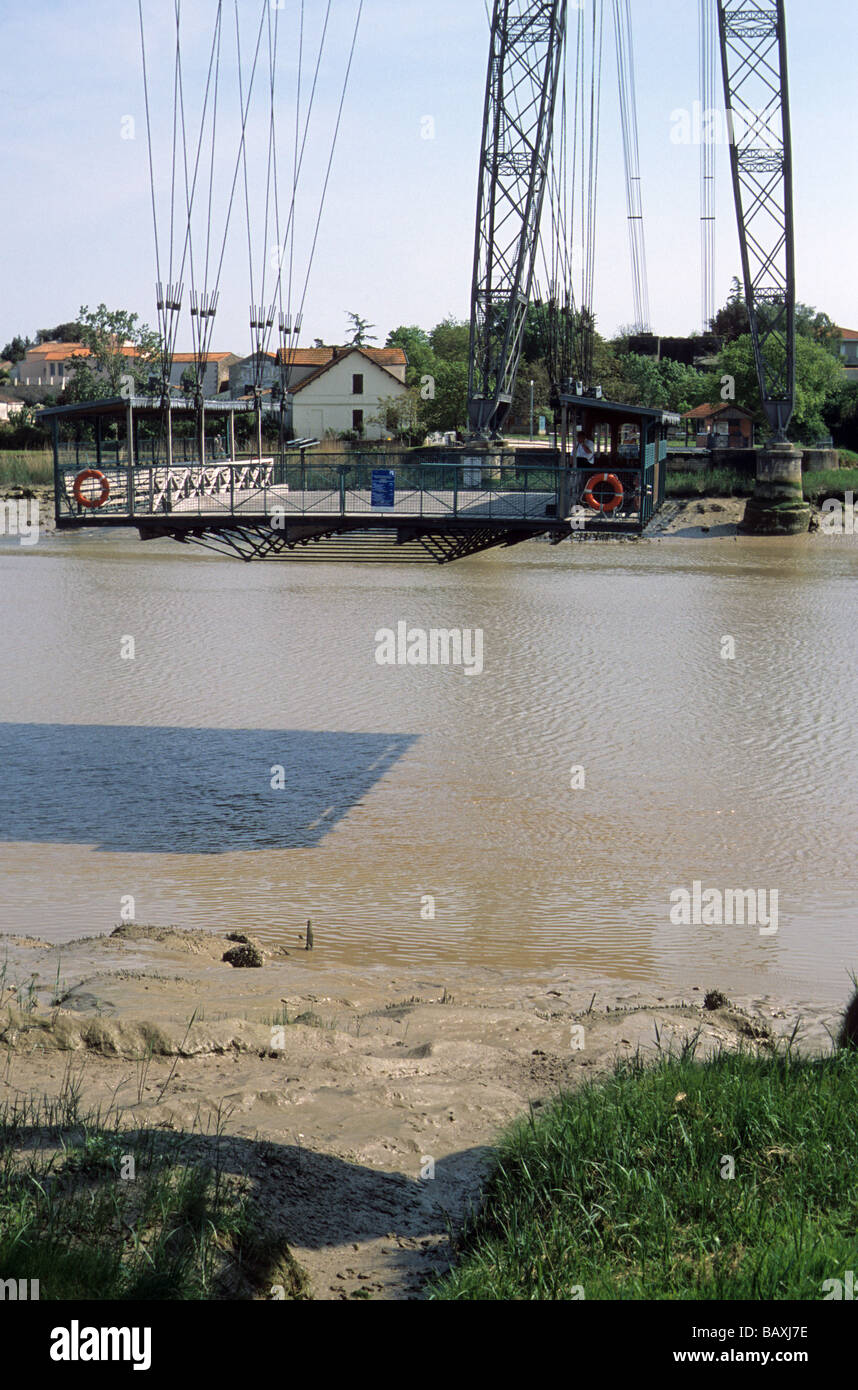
[0,926,840,1300]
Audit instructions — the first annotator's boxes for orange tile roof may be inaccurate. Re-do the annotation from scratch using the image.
[276,346,407,368]
[288,346,407,395]
[171,352,237,363]
[682,401,755,420]
[27,343,91,361]
[837,327,858,341]
[26,341,139,361]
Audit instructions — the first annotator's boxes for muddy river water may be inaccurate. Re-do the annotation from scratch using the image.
[1,525,856,1004]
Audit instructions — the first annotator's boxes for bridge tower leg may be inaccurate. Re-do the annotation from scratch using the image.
[716,0,809,534]
[467,0,567,440]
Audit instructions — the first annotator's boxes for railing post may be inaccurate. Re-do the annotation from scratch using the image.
[126,396,135,518]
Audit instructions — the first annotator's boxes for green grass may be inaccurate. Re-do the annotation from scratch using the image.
[0,450,54,487]
[802,468,858,505]
[0,1078,306,1300]
[665,467,754,498]
[431,1046,858,1301]
[667,464,858,505]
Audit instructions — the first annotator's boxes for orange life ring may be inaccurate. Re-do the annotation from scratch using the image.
[73,469,111,509]
[583,472,623,513]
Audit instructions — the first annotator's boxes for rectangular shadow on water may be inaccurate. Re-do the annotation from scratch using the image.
[0,724,418,854]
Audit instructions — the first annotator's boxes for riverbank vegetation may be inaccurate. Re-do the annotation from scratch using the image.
[0,1076,306,1300]
[664,464,858,503]
[432,1044,858,1301]
[0,449,53,487]
[3,287,856,453]
[665,467,755,499]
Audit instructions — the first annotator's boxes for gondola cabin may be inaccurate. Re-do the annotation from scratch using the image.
[557,394,679,534]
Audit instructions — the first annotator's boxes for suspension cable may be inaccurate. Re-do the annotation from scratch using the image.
[291,0,365,353]
[265,0,335,362]
[700,0,717,333]
[614,0,651,333]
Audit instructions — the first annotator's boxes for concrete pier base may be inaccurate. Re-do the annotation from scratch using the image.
[741,443,811,536]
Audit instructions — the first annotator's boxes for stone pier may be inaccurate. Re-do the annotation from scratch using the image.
[740,443,811,536]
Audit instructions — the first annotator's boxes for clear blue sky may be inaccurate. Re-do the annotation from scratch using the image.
[2,0,856,356]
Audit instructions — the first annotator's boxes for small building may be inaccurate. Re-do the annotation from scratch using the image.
[228,352,282,397]
[0,392,25,423]
[836,328,858,382]
[169,352,241,396]
[11,342,94,389]
[681,402,756,449]
[286,346,408,441]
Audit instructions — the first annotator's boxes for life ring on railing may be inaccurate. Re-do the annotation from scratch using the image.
[583,472,623,513]
[73,469,111,509]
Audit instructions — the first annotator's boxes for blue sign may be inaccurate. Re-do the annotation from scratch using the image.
[371,469,395,509]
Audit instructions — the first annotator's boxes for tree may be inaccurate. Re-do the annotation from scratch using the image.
[510,360,552,433]
[345,312,377,347]
[386,325,435,386]
[823,379,858,452]
[712,280,841,357]
[65,304,160,402]
[710,277,750,341]
[420,359,469,435]
[429,316,470,363]
[372,389,423,445]
[705,333,843,441]
[36,321,82,344]
[180,366,199,398]
[1,335,32,365]
[795,304,840,354]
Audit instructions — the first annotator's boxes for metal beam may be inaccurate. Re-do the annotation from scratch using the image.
[716,1,796,439]
[467,0,567,438]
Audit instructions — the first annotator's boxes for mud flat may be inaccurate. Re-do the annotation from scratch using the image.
[0,926,839,1300]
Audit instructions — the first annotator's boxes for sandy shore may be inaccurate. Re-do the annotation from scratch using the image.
[0,925,841,1300]
[647,496,757,538]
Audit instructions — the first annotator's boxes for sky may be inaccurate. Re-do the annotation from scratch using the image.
[1,0,856,358]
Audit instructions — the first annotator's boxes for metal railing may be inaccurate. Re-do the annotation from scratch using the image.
[55,452,658,530]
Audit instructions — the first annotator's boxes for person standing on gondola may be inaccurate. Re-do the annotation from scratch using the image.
[575,428,595,464]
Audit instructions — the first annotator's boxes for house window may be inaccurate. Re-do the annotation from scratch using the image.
[353,409,364,432]
[352,373,364,395]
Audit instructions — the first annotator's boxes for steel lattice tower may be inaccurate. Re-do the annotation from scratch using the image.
[467,0,567,439]
[716,0,796,439]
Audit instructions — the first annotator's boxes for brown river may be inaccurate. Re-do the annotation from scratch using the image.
[1,525,856,1003]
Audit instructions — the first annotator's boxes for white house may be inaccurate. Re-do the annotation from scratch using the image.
[287,346,408,440]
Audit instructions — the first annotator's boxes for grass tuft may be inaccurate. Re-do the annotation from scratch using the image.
[0,1088,307,1300]
[431,1047,858,1301]
[0,451,54,487]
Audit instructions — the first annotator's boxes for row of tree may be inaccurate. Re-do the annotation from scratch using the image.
[374,282,855,447]
[3,290,856,450]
